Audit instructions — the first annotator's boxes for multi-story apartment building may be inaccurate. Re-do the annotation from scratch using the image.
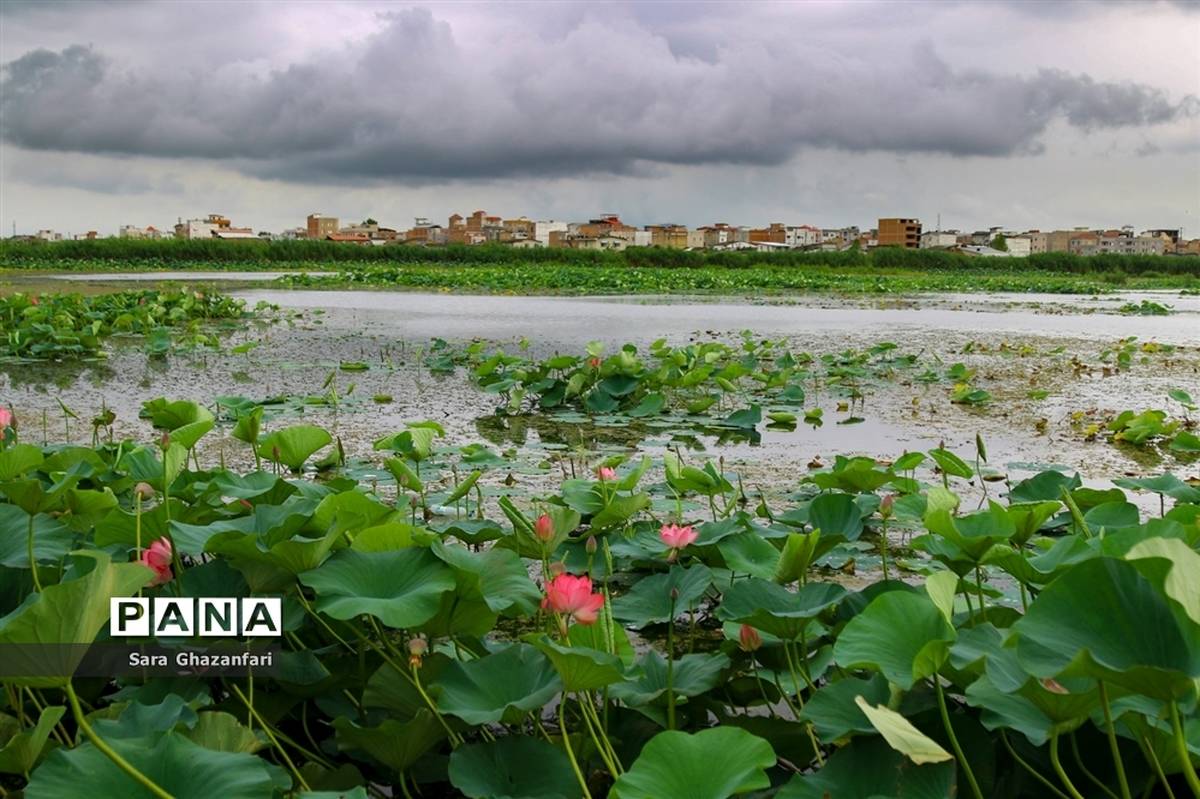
[534,220,568,247]
[176,214,240,240]
[877,218,921,248]
[306,213,338,240]
[646,224,690,249]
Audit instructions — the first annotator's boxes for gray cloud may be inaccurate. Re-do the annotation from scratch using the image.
[1,6,1196,186]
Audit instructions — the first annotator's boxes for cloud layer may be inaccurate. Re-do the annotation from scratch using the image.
[2,7,1195,184]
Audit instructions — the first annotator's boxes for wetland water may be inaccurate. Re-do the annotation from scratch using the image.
[2,282,1195,512]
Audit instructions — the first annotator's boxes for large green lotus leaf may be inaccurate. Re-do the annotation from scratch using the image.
[1113,473,1200,503]
[964,672,1092,746]
[436,644,562,724]
[362,654,455,721]
[1008,470,1081,503]
[611,564,712,628]
[299,548,455,629]
[449,736,581,799]
[257,425,333,470]
[527,635,627,692]
[982,535,1095,586]
[854,696,952,764]
[25,732,290,799]
[418,593,498,638]
[0,551,152,687]
[181,711,264,754]
[717,533,780,580]
[716,578,846,640]
[141,399,214,450]
[1004,501,1061,545]
[332,711,444,774]
[0,444,44,480]
[924,501,1015,562]
[776,736,956,799]
[0,472,80,516]
[90,695,196,740]
[119,443,188,493]
[0,705,64,774]
[1126,537,1200,626]
[774,531,845,584]
[590,492,652,531]
[432,541,541,615]
[205,527,342,593]
[0,505,74,569]
[799,674,889,743]
[437,519,505,546]
[610,727,775,799]
[611,650,730,706]
[308,490,394,537]
[1083,501,1140,533]
[1014,557,1200,700]
[807,493,864,540]
[833,590,956,690]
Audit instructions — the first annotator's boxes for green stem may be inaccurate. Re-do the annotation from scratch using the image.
[879,519,890,581]
[27,512,42,592]
[559,696,593,799]
[1071,731,1119,799]
[1169,700,1200,798]
[1099,681,1133,799]
[935,678,984,799]
[582,694,622,774]
[973,565,987,623]
[231,684,310,792]
[1139,733,1178,799]
[1001,731,1069,799]
[666,593,676,731]
[65,681,172,799]
[1050,733,1087,799]
[576,695,618,777]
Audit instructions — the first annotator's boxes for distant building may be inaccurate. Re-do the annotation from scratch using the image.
[306,214,339,240]
[211,229,259,243]
[877,218,921,249]
[175,214,236,240]
[534,220,568,248]
[646,224,690,249]
[119,224,167,239]
[958,245,1013,258]
[1004,236,1033,257]
[325,233,371,245]
[920,230,959,249]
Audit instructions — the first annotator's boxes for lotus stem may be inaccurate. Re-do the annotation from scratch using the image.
[935,677,984,799]
[231,683,311,792]
[65,680,173,799]
[666,592,677,731]
[559,695,593,799]
[1098,682,1132,799]
[1070,731,1119,799]
[27,512,42,592]
[1138,732,1178,799]
[1000,731,1069,799]
[1169,700,1200,798]
[1049,733,1087,799]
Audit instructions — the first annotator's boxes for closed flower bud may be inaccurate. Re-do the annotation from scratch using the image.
[133,482,155,501]
[585,535,597,554]
[534,513,555,542]
[738,624,762,652]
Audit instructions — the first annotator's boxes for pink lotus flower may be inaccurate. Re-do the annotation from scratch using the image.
[534,513,555,542]
[596,466,616,481]
[140,537,173,586]
[541,573,605,626]
[879,494,895,520]
[660,523,697,550]
[588,357,601,369]
[0,407,12,431]
[738,624,762,652]
[29,296,39,306]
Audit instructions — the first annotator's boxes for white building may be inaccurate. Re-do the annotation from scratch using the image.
[633,230,651,247]
[534,220,568,246]
[920,231,959,249]
[785,225,822,248]
[1004,236,1033,257]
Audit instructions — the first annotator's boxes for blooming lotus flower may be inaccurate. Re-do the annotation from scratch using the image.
[534,513,555,542]
[738,624,762,652]
[596,466,616,481]
[660,523,697,561]
[140,537,173,586]
[0,407,12,432]
[542,573,604,626]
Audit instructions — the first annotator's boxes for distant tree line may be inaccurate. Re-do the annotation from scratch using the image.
[0,238,1194,276]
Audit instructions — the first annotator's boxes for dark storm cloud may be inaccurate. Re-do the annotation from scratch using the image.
[1,8,1194,184]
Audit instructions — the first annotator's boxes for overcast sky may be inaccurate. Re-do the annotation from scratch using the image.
[1,0,1198,236]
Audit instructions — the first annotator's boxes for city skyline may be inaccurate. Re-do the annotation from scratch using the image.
[2,1,1198,234]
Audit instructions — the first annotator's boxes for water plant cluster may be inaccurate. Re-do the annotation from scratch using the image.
[1,398,1198,799]
[0,289,262,361]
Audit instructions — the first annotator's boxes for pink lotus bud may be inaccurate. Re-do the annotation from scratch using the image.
[133,482,155,501]
[738,624,762,652]
[880,494,895,520]
[596,466,616,481]
[0,407,12,431]
[547,561,566,578]
[534,513,555,542]
[585,535,597,554]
